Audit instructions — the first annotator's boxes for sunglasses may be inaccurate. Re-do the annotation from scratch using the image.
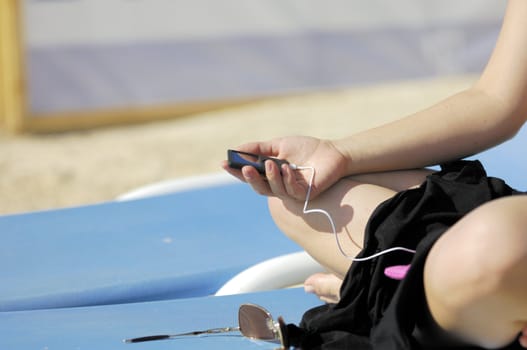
[124,303,290,349]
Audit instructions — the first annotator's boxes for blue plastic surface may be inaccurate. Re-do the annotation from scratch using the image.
[470,124,527,191]
[0,126,525,313]
[0,288,322,350]
[0,182,301,311]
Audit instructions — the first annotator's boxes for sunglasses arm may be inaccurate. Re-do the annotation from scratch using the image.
[124,326,241,343]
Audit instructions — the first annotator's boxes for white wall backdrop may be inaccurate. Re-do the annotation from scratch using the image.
[23,0,507,115]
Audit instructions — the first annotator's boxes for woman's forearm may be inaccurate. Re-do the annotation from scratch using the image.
[335,86,523,175]
[336,0,527,176]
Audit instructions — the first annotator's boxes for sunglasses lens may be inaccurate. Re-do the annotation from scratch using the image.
[238,304,276,340]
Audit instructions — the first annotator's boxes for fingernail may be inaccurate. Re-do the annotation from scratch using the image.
[304,285,315,294]
[266,160,272,172]
[242,167,253,180]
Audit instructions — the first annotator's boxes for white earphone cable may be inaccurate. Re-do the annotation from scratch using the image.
[294,165,416,262]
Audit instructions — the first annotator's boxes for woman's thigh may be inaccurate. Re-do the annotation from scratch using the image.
[424,195,527,348]
[267,169,430,278]
[350,168,433,192]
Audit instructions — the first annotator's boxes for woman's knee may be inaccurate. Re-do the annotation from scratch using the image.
[267,178,397,277]
[267,177,396,243]
[467,197,527,285]
[427,196,527,291]
[425,196,527,346]
[268,196,302,241]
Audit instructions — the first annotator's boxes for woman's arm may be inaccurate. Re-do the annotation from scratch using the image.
[337,0,527,175]
[224,0,527,200]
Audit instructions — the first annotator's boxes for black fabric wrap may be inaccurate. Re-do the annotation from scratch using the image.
[284,160,524,350]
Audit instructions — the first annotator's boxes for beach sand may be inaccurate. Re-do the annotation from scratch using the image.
[0,75,475,215]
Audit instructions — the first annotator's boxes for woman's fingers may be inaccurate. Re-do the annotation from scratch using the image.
[282,164,308,200]
[265,161,288,197]
[241,160,307,200]
[220,160,247,182]
[241,166,273,196]
[223,156,309,200]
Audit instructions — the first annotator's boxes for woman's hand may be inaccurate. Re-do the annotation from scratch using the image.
[221,136,349,201]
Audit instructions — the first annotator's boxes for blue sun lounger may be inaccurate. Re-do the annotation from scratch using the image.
[1,126,526,313]
[0,288,322,350]
[0,126,525,314]
[0,181,307,311]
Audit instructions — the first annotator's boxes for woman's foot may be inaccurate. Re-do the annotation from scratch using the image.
[304,273,343,304]
[520,326,527,348]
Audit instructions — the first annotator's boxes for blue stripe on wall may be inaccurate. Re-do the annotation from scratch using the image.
[27,23,500,115]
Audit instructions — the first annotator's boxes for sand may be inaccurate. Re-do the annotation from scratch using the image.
[0,75,476,215]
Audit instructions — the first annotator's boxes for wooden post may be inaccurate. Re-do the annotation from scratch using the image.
[0,0,26,133]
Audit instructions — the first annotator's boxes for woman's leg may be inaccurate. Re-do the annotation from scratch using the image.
[350,168,434,192]
[424,195,527,348]
[269,177,394,278]
[303,272,343,304]
[268,169,431,278]
[295,169,434,302]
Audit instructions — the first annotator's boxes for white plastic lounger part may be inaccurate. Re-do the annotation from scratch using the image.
[215,251,326,296]
[116,172,238,201]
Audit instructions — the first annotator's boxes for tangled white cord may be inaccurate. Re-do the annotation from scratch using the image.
[294,165,416,262]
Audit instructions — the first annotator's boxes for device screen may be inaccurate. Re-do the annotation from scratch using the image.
[227,149,289,175]
[229,150,260,166]
[227,149,269,174]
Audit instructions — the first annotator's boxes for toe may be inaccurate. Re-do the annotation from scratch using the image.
[304,273,343,304]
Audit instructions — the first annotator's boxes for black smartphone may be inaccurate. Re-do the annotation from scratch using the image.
[227,149,289,175]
